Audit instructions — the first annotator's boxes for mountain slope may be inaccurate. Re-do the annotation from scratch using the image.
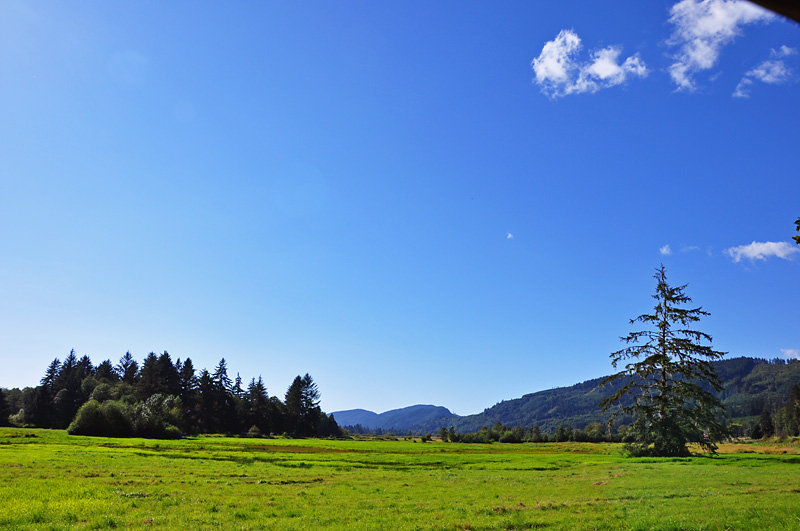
[335,358,800,434]
[329,409,379,427]
[332,404,456,431]
[449,357,800,433]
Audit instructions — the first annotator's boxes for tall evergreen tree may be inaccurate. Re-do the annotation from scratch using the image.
[196,369,216,433]
[212,359,233,392]
[76,355,94,379]
[136,351,180,398]
[758,408,775,438]
[317,412,342,438]
[94,360,118,382]
[285,376,303,436]
[55,350,79,391]
[23,385,54,427]
[194,363,238,434]
[0,388,9,426]
[177,358,197,398]
[268,395,288,435]
[137,352,161,399]
[786,384,800,436]
[285,374,322,437]
[175,358,198,432]
[600,266,727,456]
[50,350,89,428]
[117,352,139,384]
[300,374,320,418]
[156,351,180,396]
[245,376,275,434]
[233,373,244,399]
[208,359,238,431]
[41,358,61,390]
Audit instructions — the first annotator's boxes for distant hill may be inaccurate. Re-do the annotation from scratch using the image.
[448,375,618,434]
[334,357,800,434]
[332,404,456,432]
[330,409,379,428]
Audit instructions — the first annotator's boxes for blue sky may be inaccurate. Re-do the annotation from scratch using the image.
[1,1,798,416]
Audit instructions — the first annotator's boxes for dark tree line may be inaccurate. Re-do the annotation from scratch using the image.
[750,384,800,439]
[341,421,621,444]
[3,350,341,439]
[439,422,617,444]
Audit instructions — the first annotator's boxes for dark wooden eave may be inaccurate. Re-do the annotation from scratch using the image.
[749,0,800,24]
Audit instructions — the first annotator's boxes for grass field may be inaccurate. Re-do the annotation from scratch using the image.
[2,428,800,530]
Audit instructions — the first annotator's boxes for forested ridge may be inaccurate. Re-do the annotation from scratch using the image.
[0,350,341,439]
[335,357,800,438]
[451,357,800,437]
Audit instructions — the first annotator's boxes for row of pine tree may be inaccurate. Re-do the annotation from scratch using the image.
[1,350,341,439]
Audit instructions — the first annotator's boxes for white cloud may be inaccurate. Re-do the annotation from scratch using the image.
[750,59,791,83]
[660,244,673,255]
[667,0,772,91]
[732,77,754,97]
[733,46,796,98]
[507,233,514,239]
[723,241,800,262]
[781,348,800,360]
[532,29,648,98]
[533,30,580,86]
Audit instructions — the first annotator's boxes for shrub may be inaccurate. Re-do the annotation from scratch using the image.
[99,400,134,437]
[68,400,133,437]
[90,383,114,403]
[68,400,103,436]
[499,431,521,443]
[132,395,184,439]
[68,396,183,439]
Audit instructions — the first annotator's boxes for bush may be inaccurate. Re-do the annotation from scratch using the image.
[68,400,133,437]
[68,400,103,436]
[99,400,134,437]
[9,408,26,427]
[89,383,114,403]
[499,431,521,443]
[132,395,184,439]
[68,395,183,439]
[163,425,183,439]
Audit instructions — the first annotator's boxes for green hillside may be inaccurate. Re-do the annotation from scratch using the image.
[450,357,800,434]
[334,405,456,432]
[350,357,800,435]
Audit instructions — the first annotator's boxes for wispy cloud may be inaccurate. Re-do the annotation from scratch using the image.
[733,46,796,98]
[532,29,648,98]
[666,0,772,91]
[723,241,800,262]
[660,244,673,256]
[507,233,514,240]
[781,348,800,360]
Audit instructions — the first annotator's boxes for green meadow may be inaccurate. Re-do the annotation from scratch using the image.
[2,428,800,530]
